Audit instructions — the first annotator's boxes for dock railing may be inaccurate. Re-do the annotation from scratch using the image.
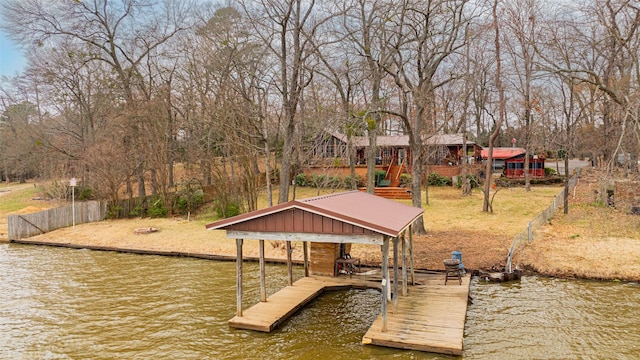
[505,168,581,272]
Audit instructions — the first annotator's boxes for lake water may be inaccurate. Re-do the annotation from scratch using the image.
[1,244,638,359]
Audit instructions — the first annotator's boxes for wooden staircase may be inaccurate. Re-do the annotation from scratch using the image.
[358,187,412,200]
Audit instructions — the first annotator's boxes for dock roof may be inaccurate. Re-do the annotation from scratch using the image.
[206,191,423,243]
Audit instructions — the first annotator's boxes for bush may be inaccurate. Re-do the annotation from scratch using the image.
[216,202,241,218]
[173,188,205,215]
[374,170,386,186]
[107,205,123,219]
[456,174,479,188]
[427,172,452,186]
[310,174,328,188]
[77,186,94,200]
[129,205,144,217]
[545,167,556,176]
[399,173,412,187]
[328,175,343,188]
[149,198,168,218]
[294,173,308,186]
[344,174,363,188]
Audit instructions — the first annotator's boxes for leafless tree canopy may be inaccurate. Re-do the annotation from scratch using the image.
[1,0,639,215]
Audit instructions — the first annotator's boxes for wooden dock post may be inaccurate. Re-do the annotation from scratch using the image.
[401,232,407,296]
[236,238,243,317]
[303,241,309,277]
[286,241,293,286]
[259,239,266,302]
[393,236,399,310]
[381,236,389,332]
[409,226,415,285]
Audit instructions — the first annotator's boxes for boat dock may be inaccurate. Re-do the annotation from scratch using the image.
[362,273,471,355]
[229,272,471,355]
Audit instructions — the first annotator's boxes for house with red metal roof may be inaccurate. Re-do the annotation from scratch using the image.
[481,147,545,178]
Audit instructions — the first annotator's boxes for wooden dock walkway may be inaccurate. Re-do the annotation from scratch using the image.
[229,272,470,356]
[229,275,379,332]
[362,273,471,355]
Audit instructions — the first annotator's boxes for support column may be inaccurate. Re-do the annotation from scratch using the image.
[402,232,407,296]
[381,236,389,332]
[393,236,399,310]
[236,238,243,317]
[303,241,309,277]
[286,241,293,286]
[259,239,266,302]
[409,225,415,285]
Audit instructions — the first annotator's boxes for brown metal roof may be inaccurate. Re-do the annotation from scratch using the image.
[331,132,475,148]
[205,190,423,238]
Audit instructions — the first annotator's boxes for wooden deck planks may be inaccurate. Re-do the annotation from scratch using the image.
[229,272,471,356]
[362,274,471,356]
[228,276,359,332]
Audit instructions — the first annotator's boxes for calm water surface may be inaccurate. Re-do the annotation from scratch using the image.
[1,244,638,359]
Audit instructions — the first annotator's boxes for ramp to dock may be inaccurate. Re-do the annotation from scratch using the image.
[362,274,471,355]
[229,276,371,332]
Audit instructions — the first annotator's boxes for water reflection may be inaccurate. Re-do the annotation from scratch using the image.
[464,276,640,359]
[1,244,638,359]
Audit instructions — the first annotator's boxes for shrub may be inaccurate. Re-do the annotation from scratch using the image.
[294,173,308,186]
[77,186,94,200]
[374,170,386,186]
[328,175,343,188]
[129,205,144,217]
[545,167,556,176]
[310,174,328,188]
[399,173,412,187]
[427,172,452,186]
[149,198,168,218]
[456,174,479,188]
[107,205,123,219]
[344,174,363,188]
[216,202,241,218]
[172,187,205,215]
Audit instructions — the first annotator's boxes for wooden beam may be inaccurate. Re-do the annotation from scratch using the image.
[236,238,243,317]
[286,241,293,286]
[381,236,389,332]
[409,225,415,285]
[393,236,399,311]
[259,239,266,302]
[226,230,384,245]
[303,241,309,277]
[402,232,407,296]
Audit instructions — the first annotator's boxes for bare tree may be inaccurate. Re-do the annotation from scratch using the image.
[483,0,506,213]
[238,0,334,204]
[1,0,196,196]
[383,0,473,232]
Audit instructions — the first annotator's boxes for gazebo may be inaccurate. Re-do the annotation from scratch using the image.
[205,190,424,332]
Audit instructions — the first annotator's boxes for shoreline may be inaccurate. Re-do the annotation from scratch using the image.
[8,238,637,283]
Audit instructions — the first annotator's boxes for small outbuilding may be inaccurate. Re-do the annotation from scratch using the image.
[481,147,545,178]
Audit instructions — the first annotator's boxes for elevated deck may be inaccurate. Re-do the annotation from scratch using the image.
[229,272,471,355]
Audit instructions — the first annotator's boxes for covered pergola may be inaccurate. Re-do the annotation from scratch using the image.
[205,190,424,332]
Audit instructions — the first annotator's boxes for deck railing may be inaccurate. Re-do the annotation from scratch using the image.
[505,168,581,272]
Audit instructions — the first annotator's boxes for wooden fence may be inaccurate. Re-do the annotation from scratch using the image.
[505,168,581,272]
[8,201,107,240]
